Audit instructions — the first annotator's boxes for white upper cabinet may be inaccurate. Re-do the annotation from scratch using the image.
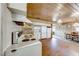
[8,3,26,12]
[8,3,26,16]
[8,3,32,24]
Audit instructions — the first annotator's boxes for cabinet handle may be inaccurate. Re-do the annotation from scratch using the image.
[11,49,17,53]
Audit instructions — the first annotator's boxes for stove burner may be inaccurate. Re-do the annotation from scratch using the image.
[22,39,29,42]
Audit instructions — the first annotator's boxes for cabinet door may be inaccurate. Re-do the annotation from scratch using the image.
[8,3,26,12]
[6,42,42,56]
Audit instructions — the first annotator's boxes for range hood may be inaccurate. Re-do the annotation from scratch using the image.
[12,14,32,24]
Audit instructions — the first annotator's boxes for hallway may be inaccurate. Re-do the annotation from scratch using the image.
[40,38,79,56]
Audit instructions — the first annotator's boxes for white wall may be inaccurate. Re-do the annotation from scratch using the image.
[1,4,12,54]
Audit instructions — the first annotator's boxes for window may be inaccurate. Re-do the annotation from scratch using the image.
[73,23,79,31]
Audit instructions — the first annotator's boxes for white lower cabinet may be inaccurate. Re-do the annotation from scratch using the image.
[5,41,42,56]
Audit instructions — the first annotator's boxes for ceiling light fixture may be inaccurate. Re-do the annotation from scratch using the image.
[58,19,62,23]
[73,23,79,26]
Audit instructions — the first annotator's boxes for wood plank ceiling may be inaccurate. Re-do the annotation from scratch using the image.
[27,3,79,24]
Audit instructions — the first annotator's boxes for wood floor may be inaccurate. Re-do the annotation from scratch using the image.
[40,38,79,56]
